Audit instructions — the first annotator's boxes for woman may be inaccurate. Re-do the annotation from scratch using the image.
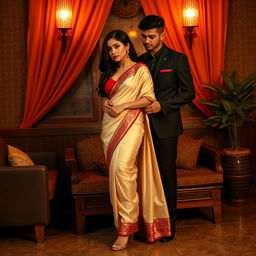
[98,30,171,251]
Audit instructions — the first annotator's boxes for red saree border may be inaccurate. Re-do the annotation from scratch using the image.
[106,109,141,167]
[117,218,171,242]
[109,62,146,99]
[117,223,139,236]
[141,218,171,243]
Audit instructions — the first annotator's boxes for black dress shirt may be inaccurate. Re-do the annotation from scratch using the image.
[148,46,164,74]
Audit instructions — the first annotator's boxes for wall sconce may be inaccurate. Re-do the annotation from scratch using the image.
[182,0,199,49]
[128,12,137,39]
[56,0,73,51]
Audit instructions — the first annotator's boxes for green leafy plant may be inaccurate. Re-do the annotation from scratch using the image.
[200,70,256,151]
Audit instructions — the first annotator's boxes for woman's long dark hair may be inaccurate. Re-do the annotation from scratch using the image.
[98,30,137,97]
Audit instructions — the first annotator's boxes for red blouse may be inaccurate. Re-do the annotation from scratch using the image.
[105,77,116,97]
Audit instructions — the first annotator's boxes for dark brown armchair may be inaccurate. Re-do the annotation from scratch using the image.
[65,135,223,234]
[0,137,58,242]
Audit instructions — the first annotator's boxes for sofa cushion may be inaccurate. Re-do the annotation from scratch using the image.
[75,166,223,193]
[72,169,109,194]
[93,156,108,176]
[77,136,104,170]
[176,134,203,170]
[0,137,7,166]
[177,165,223,187]
[7,145,35,166]
[78,169,109,184]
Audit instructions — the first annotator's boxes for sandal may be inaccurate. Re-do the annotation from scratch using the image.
[112,236,130,251]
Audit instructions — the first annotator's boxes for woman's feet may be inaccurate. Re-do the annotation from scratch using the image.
[112,236,130,251]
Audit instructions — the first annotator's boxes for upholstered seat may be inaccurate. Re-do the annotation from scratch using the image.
[177,165,223,187]
[65,135,224,234]
[72,169,109,194]
[0,137,58,242]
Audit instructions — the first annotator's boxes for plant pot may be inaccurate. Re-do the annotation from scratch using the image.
[222,148,252,205]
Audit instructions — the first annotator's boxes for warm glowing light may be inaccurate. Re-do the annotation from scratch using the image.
[185,9,196,18]
[56,0,73,29]
[183,0,199,27]
[128,29,137,38]
[60,10,70,20]
[182,0,199,49]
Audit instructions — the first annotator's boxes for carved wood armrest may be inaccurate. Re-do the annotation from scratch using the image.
[198,144,223,173]
[64,148,78,184]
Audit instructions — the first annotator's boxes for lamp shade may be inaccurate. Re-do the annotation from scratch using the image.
[56,0,73,29]
[183,0,199,27]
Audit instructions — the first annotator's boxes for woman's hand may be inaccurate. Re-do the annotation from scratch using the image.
[102,98,113,114]
[102,98,126,118]
[108,104,126,118]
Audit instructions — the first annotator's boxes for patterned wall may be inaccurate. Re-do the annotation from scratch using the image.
[0,0,27,128]
[224,0,256,78]
[0,0,256,128]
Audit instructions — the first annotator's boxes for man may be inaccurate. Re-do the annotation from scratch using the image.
[138,15,195,242]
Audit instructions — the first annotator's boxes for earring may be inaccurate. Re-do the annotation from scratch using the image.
[127,49,129,55]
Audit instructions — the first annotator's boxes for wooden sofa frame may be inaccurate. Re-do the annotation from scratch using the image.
[65,141,223,234]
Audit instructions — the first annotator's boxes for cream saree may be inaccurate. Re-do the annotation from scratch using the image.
[101,63,171,242]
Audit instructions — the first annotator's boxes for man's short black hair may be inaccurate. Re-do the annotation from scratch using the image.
[138,15,165,31]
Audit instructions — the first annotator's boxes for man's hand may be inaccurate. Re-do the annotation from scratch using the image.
[143,100,161,114]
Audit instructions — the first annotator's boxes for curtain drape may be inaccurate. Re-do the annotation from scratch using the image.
[20,0,113,128]
[140,0,229,117]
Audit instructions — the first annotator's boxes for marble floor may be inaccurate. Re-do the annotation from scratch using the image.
[1,192,256,256]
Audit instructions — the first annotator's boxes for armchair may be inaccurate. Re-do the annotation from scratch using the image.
[0,137,58,242]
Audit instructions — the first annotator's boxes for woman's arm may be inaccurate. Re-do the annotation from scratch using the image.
[123,96,154,110]
[107,97,154,118]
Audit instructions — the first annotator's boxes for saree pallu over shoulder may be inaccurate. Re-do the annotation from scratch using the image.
[109,63,146,99]
[101,62,171,242]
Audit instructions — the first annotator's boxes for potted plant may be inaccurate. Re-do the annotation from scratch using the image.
[200,70,256,205]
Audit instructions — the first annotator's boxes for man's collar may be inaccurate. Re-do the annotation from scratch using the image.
[148,43,167,58]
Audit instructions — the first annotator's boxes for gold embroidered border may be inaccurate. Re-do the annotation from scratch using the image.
[109,63,146,99]
[117,222,139,236]
[117,218,171,241]
[139,218,172,242]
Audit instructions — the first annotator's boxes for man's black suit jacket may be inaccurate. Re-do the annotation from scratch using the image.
[138,44,195,138]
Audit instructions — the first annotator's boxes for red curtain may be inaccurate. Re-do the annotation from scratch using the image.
[140,0,229,117]
[20,0,113,128]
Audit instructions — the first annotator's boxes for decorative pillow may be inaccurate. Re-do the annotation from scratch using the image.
[93,156,108,176]
[176,134,203,170]
[7,145,35,166]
